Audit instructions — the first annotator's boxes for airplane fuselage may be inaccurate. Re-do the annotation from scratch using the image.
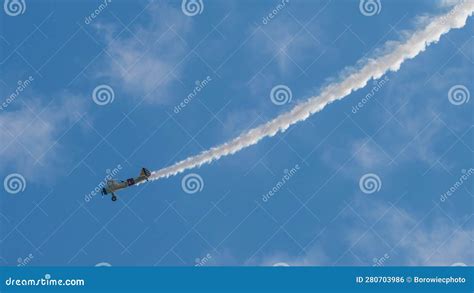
[101,168,151,201]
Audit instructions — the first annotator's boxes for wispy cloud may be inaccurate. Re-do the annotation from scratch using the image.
[345,200,473,266]
[256,200,473,266]
[0,96,85,182]
[96,3,192,103]
[438,0,464,8]
[252,18,319,75]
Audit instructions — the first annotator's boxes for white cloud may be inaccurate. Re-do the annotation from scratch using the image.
[96,3,192,103]
[352,139,389,170]
[251,14,321,76]
[347,200,474,266]
[257,200,473,266]
[0,96,85,182]
[401,219,473,266]
[438,0,464,8]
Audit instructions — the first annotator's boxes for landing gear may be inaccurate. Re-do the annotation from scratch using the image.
[111,195,117,201]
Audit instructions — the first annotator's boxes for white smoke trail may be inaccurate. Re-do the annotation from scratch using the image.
[148,2,474,181]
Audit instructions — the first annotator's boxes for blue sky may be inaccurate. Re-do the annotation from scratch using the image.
[0,0,473,267]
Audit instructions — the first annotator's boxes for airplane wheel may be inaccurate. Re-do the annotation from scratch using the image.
[111,196,117,202]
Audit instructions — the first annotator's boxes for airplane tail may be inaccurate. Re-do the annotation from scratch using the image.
[140,167,151,178]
